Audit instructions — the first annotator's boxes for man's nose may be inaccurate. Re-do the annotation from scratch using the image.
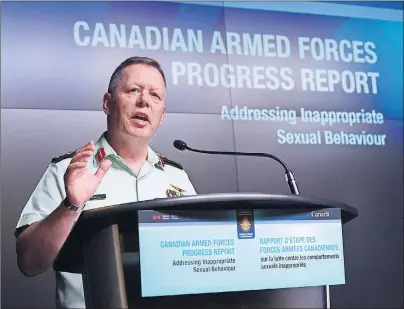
[136,90,150,107]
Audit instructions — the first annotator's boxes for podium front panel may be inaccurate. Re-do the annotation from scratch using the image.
[117,207,344,308]
[64,194,357,309]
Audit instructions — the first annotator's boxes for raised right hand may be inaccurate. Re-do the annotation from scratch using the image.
[64,141,112,207]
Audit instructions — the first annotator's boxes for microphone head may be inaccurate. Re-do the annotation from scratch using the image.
[173,140,187,151]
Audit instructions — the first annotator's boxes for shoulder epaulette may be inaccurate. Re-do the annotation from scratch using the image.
[157,154,183,170]
[163,157,183,170]
[51,150,77,163]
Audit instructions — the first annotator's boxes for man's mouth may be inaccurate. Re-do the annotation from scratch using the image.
[132,112,149,123]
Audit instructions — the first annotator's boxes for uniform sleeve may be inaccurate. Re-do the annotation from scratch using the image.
[15,162,67,238]
[180,169,197,196]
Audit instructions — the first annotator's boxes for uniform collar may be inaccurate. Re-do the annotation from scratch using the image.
[93,132,164,170]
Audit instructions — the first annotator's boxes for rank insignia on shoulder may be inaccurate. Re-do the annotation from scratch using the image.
[51,149,77,163]
[156,153,183,170]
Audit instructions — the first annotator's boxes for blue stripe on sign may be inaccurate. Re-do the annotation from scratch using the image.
[139,220,341,227]
[177,1,403,22]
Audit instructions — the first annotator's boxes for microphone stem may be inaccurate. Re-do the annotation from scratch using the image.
[285,170,300,195]
[186,146,300,195]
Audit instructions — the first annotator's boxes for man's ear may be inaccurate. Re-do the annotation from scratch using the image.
[103,93,113,115]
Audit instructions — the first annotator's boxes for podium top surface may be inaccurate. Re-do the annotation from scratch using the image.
[80,193,358,225]
[54,193,358,272]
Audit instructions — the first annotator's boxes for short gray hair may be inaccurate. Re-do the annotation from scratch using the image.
[107,56,166,97]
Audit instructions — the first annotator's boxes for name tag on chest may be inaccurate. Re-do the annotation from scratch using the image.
[89,194,107,201]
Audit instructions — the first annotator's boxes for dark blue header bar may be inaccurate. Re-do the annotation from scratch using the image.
[138,208,341,224]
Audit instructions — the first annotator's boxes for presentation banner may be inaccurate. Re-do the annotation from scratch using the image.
[138,208,345,297]
[2,2,401,150]
[2,1,402,121]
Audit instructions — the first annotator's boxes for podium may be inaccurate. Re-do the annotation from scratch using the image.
[53,193,358,309]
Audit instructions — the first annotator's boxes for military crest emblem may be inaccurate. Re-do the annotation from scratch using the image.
[236,210,255,239]
[239,217,252,232]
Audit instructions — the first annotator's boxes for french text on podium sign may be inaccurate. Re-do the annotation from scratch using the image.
[138,208,345,297]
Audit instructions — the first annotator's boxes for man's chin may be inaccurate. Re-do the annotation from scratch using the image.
[126,128,153,139]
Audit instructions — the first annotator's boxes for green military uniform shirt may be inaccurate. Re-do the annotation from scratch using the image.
[15,132,197,308]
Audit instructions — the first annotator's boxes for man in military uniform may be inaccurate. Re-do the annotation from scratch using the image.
[14,56,197,308]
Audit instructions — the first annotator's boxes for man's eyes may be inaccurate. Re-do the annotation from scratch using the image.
[150,92,161,99]
[130,88,160,100]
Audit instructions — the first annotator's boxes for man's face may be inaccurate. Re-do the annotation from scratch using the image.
[104,64,166,139]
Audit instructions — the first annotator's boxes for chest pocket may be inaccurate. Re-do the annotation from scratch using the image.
[84,168,138,210]
[137,175,170,201]
[137,169,188,201]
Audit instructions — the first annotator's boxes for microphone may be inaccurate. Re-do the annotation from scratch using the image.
[173,140,300,195]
